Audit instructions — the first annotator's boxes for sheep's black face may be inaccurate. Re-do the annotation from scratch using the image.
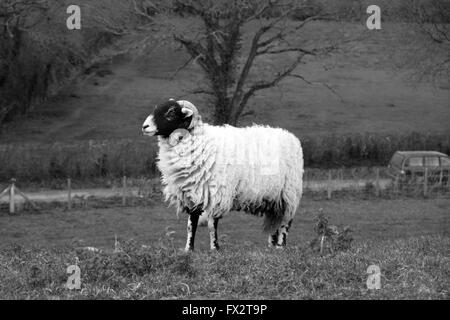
[142,100,193,138]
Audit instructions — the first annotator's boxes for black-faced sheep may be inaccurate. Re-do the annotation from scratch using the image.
[142,99,303,251]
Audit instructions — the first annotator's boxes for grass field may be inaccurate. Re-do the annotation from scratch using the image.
[1,21,449,144]
[0,197,448,299]
[1,198,449,249]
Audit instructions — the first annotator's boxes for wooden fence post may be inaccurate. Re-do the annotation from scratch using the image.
[424,168,428,197]
[375,168,380,197]
[122,176,127,206]
[393,175,399,197]
[327,170,332,200]
[68,178,72,210]
[9,179,15,214]
[1,179,39,214]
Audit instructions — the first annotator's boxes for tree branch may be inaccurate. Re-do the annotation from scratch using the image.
[173,34,211,73]
[189,88,215,96]
[233,54,305,120]
[229,23,269,108]
[247,54,304,93]
[256,13,330,50]
[244,0,274,23]
[257,46,316,56]
[169,55,195,80]
[290,73,345,103]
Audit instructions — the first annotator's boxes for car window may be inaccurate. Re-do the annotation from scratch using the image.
[407,157,423,167]
[441,157,450,166]
[424,157,439,167]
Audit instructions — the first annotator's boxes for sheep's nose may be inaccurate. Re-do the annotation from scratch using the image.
[142,125,149,129]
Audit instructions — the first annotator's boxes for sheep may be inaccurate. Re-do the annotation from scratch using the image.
[142,99,303,251]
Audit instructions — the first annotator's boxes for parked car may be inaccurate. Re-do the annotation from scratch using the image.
[387,151,450,184]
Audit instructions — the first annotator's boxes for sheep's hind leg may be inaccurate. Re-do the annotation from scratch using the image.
[208,217,220,250]
[268,230,279,247]
[275,218,293,248]
[185,210,201,252]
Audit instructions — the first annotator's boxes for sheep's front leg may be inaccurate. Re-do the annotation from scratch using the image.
[208,217,220,250]
[185,212,200,252]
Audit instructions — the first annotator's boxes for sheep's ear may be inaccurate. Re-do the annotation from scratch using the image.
[181,107,194,118]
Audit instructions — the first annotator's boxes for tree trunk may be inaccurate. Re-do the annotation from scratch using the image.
[228,109,240,126]
[213,98,231,125]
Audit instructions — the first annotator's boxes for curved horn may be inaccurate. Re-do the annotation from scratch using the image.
[178,100,200,129]
[181,107,194,118]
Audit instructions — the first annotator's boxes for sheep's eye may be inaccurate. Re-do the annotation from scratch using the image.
[164,107,177,121]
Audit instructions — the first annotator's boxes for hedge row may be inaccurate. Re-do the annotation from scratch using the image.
[1,132,449,183]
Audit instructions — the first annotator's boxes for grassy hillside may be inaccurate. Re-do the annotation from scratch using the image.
[0,20,448,144]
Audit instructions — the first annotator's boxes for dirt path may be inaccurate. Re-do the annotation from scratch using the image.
[0,178,392,204]
[304,178,392,191]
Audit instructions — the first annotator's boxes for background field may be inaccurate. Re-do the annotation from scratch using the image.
[0,197,448,299]
[1,19,449,182]
[1,197,449,249]
[1,21,449,144]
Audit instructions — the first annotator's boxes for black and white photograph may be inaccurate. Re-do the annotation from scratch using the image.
[0,0,448,304]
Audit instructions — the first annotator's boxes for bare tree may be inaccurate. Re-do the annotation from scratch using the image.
[0,0,47,37]
[167,0,336,125]
[0,0,149,127]
[0,0,50,124]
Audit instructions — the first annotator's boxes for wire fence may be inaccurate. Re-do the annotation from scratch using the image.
[303,167,450,199]
[1,167,449,214]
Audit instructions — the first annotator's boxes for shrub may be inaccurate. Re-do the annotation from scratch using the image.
[310,210,353,254]
[0,139,158,182]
